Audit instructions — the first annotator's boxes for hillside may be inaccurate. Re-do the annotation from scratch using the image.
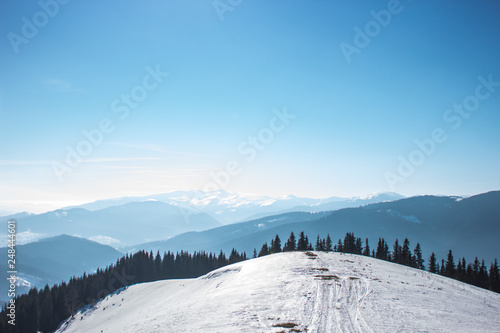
[0,235,122,304]
[56,252,500,333]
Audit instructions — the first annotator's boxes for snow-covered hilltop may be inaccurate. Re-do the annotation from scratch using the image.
[56,252,500,333]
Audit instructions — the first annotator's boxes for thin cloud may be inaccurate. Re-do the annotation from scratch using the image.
[0,160,51,166]
[42,78,83,92]
[0,157,160,166]
[106,142,167,152]
[106,142,214,158]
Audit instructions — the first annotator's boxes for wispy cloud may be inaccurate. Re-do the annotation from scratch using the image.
[106,142,214,158]
[85,157,161,163]
[0,160,51,166]
[106,142,167,152]
[42,78,83,92]
[0,157,160,166]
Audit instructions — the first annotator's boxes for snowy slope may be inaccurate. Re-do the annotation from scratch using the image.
[56,252,500,333]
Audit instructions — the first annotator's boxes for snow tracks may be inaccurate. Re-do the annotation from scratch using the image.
[305,252,373,333]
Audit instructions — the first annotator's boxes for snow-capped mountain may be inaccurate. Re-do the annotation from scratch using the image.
[63,190,405,224]
[128,191,500,264]
[56,251,500,333]
[0,191,404,249]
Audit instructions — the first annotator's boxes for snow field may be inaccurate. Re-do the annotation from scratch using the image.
[56,252,500,333]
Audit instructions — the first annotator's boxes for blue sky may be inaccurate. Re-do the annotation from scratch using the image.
[1,0,499,213]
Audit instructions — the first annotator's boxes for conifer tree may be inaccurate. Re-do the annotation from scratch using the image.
[283,232,296,252]
[297,231,308,251]
[362,238,370,256]
[335,239,343,252]
[325,234,333,252]
[401,238,412,266]
[413,243,424,269]
[478,260,489,289]
[429,252,437,273]
[440,259,446,275]
[315,235,324,251]
[270,235,282,253]
[376,238,389,260]
[392,239,402,263]
[258,242,270,257]
[445,250,455,277]
[489,259,500,292]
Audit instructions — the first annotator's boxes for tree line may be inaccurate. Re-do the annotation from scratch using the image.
[0,249,246,333]
[255,231,499,293]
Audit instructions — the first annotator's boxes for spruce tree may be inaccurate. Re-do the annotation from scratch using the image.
[315,236,324,251]
[362,238,370,256]
[335,239,343,252]
[413,243,424,269]
[258,242,270,257]
[392,239,401,263]
[283,232,296,252]
[445,250,455,277]
[489,259,500,292]
[440,259,446,275]
[297,231,308,251]
[325,234,333,252]
[401,238,412,266]
[478,260,489,289]
[270,235,282,253]
[429,252,437,273]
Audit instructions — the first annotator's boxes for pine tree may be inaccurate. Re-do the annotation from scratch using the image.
[456,258,465,281]
[401,238,412,266]
[489,259,500,292]
[478,260,489,289]
[376,238,389,260]
[343,232,356,253]
[429,252,437,273]
[392,239,402,263]
[258,242,270,257]
[283,232,296,252]
[362,238,370,256]
[297,231,308,251]
[325,234,333,252]
[315,235,324,251]
[335,239,343,252]
[253,248,257,258]
[270,235,282,253]
[445,250,455,277]
[413,243,424,269]
[355,237,363,254]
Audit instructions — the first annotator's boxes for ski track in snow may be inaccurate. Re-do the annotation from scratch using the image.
[307,254,373,333]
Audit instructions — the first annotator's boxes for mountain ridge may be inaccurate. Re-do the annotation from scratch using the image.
[132,191,500,263]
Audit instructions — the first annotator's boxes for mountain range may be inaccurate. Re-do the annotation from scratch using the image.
[0,191,404,248]
[131,191,500,263]
[62,190,405,224]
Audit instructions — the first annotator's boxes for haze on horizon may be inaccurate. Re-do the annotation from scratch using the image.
[1,1,499,215]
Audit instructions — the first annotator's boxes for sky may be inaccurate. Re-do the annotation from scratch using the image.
[1,0,499,213]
